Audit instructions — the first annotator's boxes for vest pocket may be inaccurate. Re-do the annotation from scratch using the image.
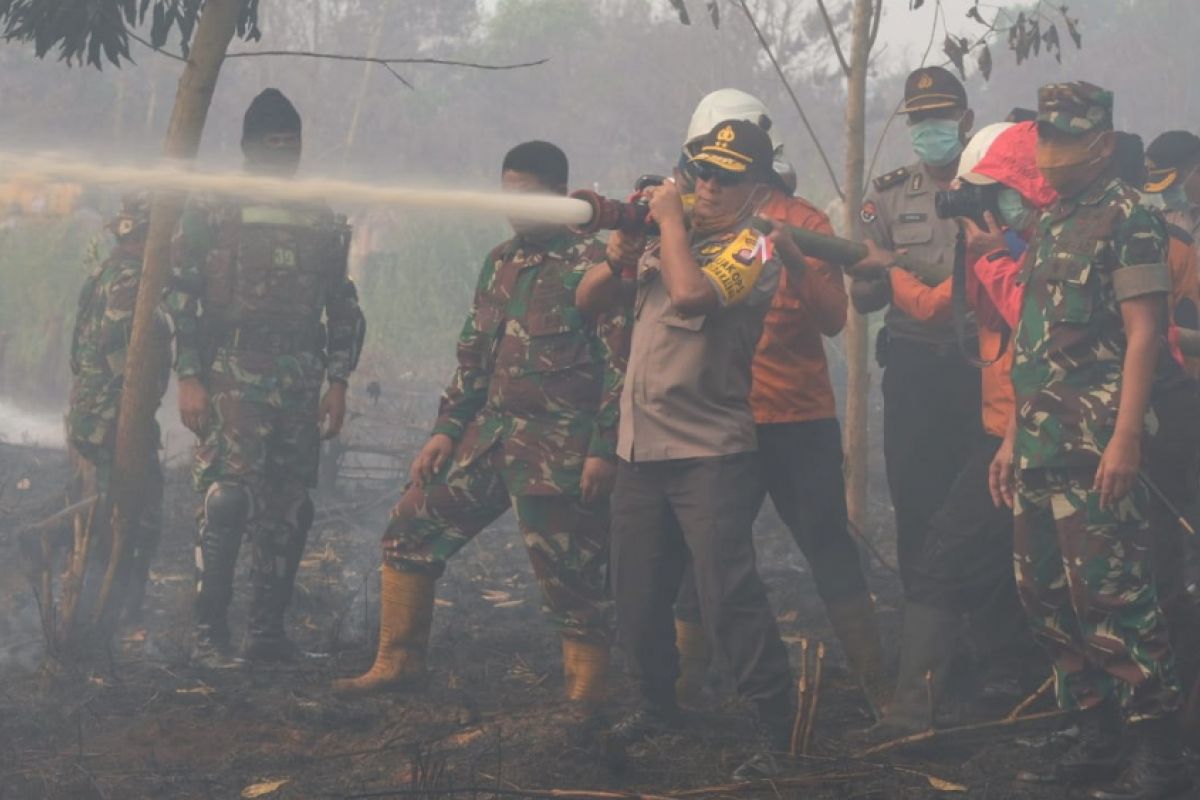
[1040,253,1094,324]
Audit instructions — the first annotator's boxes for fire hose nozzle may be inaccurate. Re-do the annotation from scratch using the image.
[568,189,654,236]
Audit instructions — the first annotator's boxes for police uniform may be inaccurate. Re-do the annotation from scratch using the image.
[610,122,795,765]
[853,67,985,593]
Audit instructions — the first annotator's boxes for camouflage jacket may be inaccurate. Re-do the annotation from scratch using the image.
[431,231,629,496]
[165,198,365,386]
[1012,174,1171,469]
[67,237,170,462]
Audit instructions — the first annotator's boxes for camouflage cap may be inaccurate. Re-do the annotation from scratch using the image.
[1036,81,1114,136]
[109,192,151,240]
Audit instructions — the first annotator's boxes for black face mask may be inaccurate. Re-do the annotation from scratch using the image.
[243,136,301,176]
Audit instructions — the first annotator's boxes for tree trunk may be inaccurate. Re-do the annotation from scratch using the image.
[842,0,874,538]
[98,0,243,632]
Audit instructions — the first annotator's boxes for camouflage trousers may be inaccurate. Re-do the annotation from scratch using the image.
[384,444,612,645]
[194,349,323,496]
[1014,467,1181,721]
[192,349,322,640]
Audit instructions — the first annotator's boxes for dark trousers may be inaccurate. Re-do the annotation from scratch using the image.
[882,336,983,594]
[907,435,1032,659]
[676,419,868,625]
[611,453,792,718]
[1147,379,1200,700]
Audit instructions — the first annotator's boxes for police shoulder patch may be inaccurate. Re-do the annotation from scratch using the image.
[872,167,909,192]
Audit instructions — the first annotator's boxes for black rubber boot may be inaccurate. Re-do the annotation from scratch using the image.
[732,705,793,783]
[244,517,308,662]
[867,603,958,739]
[1088,716,1192,800]
[1016,702,1123,785]
[192,485,248,667]
[244,495,312,663]
[607,702,682,749]
[970,586,1046,706]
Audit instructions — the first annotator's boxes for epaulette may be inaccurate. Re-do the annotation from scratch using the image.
[873,167,909,192]
[1165,221,1194,246]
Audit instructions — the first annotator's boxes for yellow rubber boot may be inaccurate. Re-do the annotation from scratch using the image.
[563,638,610,714]
[332,565,434,695]
[826,594,892,719]
[674,619,712,710]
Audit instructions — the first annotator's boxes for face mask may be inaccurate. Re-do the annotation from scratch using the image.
[996,187,1033,231]
[1036,132,1107,195]
[244,139,301,176]
[909,118,964,167]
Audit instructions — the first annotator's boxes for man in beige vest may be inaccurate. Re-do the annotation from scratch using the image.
[577,120,805,782]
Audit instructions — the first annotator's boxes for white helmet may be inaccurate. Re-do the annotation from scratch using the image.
[685,89,782,154]
[956,122,1015,185]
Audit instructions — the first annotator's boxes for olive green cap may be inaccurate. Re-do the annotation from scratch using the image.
[1036,81,1114,135]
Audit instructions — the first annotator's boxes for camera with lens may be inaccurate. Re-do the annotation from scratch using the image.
[934,183,999,229]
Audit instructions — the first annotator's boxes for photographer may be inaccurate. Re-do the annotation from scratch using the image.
[850,120,1056,735]
[578,120,807,782]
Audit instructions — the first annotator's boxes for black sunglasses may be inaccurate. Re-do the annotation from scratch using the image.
[690,162,751,187]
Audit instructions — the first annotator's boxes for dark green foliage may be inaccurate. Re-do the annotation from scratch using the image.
[0,0,260,69]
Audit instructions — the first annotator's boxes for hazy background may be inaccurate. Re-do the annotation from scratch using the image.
[0,0,1192,438]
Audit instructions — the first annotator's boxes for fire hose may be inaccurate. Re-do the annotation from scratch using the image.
[568,182,947,285]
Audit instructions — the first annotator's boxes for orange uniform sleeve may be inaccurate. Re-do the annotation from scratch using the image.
[778,202,847,337]
[888,268,952,324]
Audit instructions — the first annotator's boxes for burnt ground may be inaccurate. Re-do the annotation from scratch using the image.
[0,394,1182,800]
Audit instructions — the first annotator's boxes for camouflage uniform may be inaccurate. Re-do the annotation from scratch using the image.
[66,205,171,618]
[384,232,627,644]
[1011,83,1180,721]
[166,199,365,647]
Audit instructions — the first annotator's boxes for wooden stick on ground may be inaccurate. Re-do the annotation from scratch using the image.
[790,638,810,756]
[18,495,99,537]
[854,708,1068,758]
[1006,676,1054,721]
[58,497,99,649]
[801,642,826,754]
[924,669,935,732]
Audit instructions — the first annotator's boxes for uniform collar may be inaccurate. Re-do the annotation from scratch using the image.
[1052,170,1121,218]
[505,228,575,259]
